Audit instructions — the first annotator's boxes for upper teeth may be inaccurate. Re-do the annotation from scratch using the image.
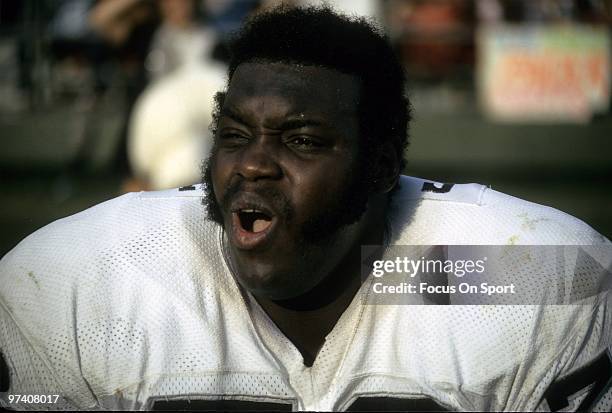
[241,209,260,213]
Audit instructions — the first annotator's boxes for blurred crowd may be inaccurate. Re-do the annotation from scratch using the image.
[0,0,610,191]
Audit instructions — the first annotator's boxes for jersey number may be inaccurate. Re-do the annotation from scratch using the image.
[544,350,612,411]
[0,351,9,392]
[421,182,454,193]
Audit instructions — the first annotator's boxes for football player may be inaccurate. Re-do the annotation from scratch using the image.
[1,5,610,411]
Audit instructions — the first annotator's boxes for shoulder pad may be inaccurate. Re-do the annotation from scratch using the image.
[137,183,205,199]
[396,176,487,206]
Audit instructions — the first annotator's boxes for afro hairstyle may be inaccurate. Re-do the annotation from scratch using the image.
[217,4,411,181]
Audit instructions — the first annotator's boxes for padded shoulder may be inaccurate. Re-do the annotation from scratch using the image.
[0,185,220,347]
[0,186,232,408]
[137,183,206,198]
[394,175,487,205]
[390,176,609,245]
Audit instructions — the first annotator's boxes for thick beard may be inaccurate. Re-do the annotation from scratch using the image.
[201,155,370,244]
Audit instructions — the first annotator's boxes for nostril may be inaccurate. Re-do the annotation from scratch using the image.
[238,148,283,180]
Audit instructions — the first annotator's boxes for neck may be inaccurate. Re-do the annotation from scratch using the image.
[254,194,389,366]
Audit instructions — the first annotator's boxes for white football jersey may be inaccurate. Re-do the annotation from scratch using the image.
[0,176,610,411]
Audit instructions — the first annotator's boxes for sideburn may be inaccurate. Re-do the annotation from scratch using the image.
[201,157,224,225]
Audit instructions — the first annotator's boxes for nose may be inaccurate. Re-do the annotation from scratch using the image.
[236,137,282,181]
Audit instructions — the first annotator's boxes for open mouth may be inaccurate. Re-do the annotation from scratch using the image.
[237,209,273,233]
[228,192,282,250]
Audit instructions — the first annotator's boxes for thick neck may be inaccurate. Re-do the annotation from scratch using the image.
[253,194,388,366]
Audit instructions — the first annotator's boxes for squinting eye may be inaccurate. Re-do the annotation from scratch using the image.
[287,136,322,150]
[218,132,249,146]
[221,133,245,140]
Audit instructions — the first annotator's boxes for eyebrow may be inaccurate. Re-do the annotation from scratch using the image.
[220,106,251,126]
[220,106,326,130]
[278,118,324,130]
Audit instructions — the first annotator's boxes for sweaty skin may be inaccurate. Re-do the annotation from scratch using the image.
[210,62,391,364]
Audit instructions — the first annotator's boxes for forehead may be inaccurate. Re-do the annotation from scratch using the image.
[224,62,361,116]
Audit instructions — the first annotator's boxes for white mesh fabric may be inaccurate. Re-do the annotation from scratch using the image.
[390,176,609,246]
[594,385,612,412]
[0,305,84,410]
[0,176,609,411]
[0,189,295,410]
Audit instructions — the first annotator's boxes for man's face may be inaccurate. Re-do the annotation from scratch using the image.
[206,62,369,300]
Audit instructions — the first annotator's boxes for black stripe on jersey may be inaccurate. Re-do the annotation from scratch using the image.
[151,397,449,411]
[178,185,197,191]
[0,350,9,392]
[151,399,292,411]
[421,182,455,194]
[347,397,449,411]
[544,349,612,411]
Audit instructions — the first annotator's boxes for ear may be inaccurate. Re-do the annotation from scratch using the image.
[371,141,400,194]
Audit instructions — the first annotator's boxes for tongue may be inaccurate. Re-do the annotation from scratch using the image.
[253,219,271,233]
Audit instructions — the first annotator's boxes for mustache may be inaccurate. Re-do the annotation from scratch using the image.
[220,179,294,221]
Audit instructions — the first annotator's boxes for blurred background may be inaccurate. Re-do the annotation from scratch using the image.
[1,0,611,256]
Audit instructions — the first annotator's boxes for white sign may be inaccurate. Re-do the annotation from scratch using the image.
[478,25,610,123]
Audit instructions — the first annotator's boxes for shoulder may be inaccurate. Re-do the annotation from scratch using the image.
[0,184,221,338]
[387,177,611,409]
[1,184,211,267]
[389,175,609,245]
[0,185,232,406]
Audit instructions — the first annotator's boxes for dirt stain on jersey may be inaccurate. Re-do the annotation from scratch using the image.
[26,271,40,289]
[518,213,549,231]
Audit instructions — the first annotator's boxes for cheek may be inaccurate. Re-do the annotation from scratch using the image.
[289,160,354,210]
